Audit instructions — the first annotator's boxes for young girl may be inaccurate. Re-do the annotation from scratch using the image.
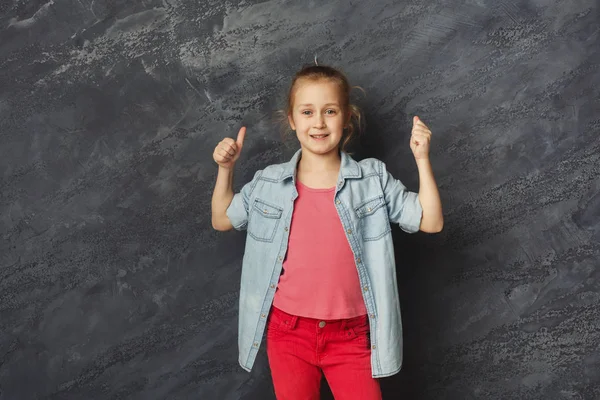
[211,65,443,400]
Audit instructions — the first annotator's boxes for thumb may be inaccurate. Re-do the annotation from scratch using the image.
[236,126,246,148]
[413,115,419,126]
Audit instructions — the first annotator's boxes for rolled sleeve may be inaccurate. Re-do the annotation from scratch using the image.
[378,160,423,233]
[226,169,262,231]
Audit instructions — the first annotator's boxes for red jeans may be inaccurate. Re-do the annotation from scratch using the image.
[266,306,382,400]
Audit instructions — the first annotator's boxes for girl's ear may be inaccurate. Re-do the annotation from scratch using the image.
[288,114,296,131]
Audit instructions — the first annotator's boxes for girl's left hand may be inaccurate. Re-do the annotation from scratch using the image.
[410,116,432,160]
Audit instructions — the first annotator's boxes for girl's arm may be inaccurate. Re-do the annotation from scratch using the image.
[410,116,443,233]
[211,127,246,231]
[211,166,235,231]
[416,158,443,233]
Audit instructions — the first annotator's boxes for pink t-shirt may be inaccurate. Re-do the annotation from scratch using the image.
[272,180,367,319]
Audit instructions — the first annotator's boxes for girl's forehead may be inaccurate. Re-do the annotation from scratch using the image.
[295,78,337,89]
[293,79,342,100]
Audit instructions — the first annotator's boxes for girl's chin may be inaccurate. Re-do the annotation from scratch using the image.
[301,144,340,155]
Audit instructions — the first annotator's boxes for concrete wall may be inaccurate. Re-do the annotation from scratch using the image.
[1,0,599,398]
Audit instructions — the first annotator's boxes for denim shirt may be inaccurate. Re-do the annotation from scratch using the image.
[226,148,423,378]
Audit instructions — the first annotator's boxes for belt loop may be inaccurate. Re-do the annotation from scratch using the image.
[289,315,298,329]
[340,318,348,331]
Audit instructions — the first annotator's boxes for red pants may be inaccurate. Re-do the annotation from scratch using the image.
[266,306,382,400]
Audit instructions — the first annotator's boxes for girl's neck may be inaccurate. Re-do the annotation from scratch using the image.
[298,148,341,173]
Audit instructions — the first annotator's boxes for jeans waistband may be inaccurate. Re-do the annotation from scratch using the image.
[270,306,369,332]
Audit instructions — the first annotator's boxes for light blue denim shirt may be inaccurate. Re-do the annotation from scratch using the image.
[226,148,423,378]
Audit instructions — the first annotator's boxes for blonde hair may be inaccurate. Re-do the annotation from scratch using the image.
[276,65,364,153]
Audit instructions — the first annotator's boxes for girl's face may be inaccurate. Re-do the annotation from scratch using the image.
[288,79,347,157]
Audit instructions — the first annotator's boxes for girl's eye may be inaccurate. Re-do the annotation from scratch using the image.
[302,110,312,115]
[326,109,337,115]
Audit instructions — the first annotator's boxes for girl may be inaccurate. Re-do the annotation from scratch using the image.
[211,65,443,400]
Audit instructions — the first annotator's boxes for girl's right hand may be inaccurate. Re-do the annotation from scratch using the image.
[213,126,246,169]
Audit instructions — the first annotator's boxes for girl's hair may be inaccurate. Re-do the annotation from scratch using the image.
[277,65,364,153]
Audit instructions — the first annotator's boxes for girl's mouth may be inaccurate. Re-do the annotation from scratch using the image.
[310,134,329,140]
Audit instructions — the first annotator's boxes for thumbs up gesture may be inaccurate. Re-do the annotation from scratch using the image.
[410,116,432,160]
[213,126,246,169]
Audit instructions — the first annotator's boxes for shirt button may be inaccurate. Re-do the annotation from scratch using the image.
[370,314,375,318]
[356,257,361,263]
[336,199,341,205]
[254,342,259,347]
[318,321,326,328]
[278,256,283,261]
[347,229,352,234]
[261,314,266,318]
[270,284,275,289]
[284,226,289,231]
[372,345,376,350]
[363,286,369,292]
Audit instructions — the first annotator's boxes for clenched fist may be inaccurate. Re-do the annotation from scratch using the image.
[213,126,246,169]
[410,116,432,160]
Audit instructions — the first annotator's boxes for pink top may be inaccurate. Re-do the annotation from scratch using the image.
[272,180,367,319]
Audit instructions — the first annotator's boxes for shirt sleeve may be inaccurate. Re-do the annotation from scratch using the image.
[378,160,423,233]
[226,169,263,231]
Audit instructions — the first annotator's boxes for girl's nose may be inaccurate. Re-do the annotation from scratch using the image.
[314,115,326,128]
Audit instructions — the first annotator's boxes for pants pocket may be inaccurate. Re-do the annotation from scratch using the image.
[266,308,295,340]
[346,320,371,349]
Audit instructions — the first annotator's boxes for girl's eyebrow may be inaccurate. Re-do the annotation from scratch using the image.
[297,103,340,107]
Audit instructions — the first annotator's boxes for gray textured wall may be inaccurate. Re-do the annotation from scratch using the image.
[1,0,599,399]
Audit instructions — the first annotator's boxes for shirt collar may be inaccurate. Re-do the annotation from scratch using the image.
[278,148,362,182]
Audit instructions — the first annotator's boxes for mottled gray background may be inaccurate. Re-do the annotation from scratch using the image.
[1,0,599,399]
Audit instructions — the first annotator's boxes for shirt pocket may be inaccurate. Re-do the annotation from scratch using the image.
[355,195,391,241]
[248,198,284,242]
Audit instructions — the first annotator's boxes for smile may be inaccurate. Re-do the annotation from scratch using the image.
[310,134,329,139]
